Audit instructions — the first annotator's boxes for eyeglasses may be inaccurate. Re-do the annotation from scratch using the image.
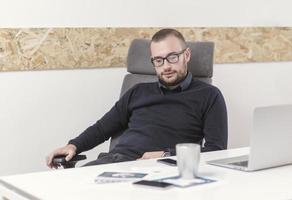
[151,49,187,68]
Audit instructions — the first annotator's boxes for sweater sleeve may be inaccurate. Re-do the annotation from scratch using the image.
[68,86,136,154]
[201,88,228,152]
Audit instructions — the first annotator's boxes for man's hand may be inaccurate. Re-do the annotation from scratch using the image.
[138,151,164,160]
[46,144,77,169]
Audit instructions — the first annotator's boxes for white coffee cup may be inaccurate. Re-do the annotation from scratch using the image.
[176,143,200,179]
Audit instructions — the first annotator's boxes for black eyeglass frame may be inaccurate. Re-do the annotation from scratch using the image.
[151,48,187,67]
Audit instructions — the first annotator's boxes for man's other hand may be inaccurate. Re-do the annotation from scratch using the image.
[46,144,77,169]
[138,151,164,160]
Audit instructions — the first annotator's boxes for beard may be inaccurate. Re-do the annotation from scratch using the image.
[158,70,187,87]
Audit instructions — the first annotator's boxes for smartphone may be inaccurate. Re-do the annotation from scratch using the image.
[157,158,177,166]
[133,180,172,188]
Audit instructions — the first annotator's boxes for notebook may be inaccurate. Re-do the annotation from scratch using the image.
[208,104,292,171]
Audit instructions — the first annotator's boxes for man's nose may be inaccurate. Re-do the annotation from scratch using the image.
[161,60,172,70]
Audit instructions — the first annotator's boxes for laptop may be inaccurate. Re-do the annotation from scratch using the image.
[208,104,292,171]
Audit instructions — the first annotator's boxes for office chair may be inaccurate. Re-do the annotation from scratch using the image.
[109,39,214,150]
[53,39,214,168]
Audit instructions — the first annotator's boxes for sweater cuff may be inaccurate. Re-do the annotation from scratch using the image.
[68,140,82,155]
[164,148,176,156]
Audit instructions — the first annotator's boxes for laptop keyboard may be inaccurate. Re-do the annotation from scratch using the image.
[230,160,249,167]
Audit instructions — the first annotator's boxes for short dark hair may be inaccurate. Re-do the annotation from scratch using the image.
[151,28,186,47]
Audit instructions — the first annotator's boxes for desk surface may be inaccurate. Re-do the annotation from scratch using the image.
[1,147,292,200]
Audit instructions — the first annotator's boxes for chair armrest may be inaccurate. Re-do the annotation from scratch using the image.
[52,154,87,168]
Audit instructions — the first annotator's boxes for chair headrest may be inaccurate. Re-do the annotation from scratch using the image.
[127,39,214,77]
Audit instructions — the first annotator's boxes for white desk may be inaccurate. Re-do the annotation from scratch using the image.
[1,147,292,200]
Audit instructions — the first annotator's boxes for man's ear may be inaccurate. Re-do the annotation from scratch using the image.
[185,47,191,63]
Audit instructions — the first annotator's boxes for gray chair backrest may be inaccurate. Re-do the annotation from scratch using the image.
[109,39,214,150]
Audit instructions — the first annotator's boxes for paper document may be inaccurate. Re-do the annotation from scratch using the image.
[94,171,148,184]
[157,176,216,188]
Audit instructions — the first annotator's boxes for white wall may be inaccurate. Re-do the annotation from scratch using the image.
[1,0,292,176]
[0,68,126,175]
[214,62,292,148]
[0,0,292,27]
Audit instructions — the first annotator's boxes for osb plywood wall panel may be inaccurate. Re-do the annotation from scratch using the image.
[0,27,291,72]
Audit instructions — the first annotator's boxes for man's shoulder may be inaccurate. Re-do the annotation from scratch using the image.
[190,79,220,92]
[123,82,157,97]
[132,82,157,90]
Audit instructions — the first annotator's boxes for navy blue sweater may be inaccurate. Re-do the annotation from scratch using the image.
[69,79,228,159]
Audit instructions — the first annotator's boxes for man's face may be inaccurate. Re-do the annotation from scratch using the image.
[150,35,191,87]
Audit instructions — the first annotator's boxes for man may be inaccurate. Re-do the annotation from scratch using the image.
[47,28,227,168]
